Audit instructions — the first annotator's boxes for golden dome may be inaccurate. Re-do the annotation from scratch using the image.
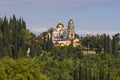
[57,23,64,28]
[68,19,73,24]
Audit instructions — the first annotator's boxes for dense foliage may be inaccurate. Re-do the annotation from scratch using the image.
[0,53,120,80]
[0,15,120,80]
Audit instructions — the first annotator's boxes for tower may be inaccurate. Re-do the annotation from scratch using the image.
[67,19,75,39]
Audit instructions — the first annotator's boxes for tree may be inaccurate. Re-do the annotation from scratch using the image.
[112,33,120,54]
[105,35,112,53]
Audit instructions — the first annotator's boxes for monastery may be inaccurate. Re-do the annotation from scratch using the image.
[39,19,80,47]
[52,19,80,47]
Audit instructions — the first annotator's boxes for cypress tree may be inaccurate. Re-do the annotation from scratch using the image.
[2,16,9,47]
[73,68,77,80]
[46,33,50,51]
[21,18,26,29]
[107,61,111,80]
[79,63,83,80]
[43,32,47,50]
[88,67,92,80]
[85,61,88,80]
[13,15,18,58]
[0,18,3,47]
[112,36,116,54]
[112,33,120,54]
[99,66,104,80]
[1,16,9,56]
[49,33,53,51]
[106,35,112,53]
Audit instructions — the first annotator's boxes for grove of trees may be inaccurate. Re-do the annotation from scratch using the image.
[0,15,41,58]
[0,15,120,80]
[0,52,120,80]
[81,34,120,54]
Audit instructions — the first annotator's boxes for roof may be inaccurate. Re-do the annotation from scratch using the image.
[56,23,64,28]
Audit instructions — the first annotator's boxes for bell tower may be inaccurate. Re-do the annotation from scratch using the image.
[67,19,75,39]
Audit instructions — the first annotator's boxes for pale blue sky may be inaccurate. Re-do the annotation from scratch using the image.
[0,0,120,35]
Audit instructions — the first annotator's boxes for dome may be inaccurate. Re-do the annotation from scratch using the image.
[68,19,74,24]
[56,23,64,28]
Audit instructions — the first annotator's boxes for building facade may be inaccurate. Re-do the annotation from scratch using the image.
[52,19,80,47]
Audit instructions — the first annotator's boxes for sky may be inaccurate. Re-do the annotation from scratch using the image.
[0,0,120,36]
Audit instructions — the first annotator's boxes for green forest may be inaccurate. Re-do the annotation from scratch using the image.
[0,15,120,80]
